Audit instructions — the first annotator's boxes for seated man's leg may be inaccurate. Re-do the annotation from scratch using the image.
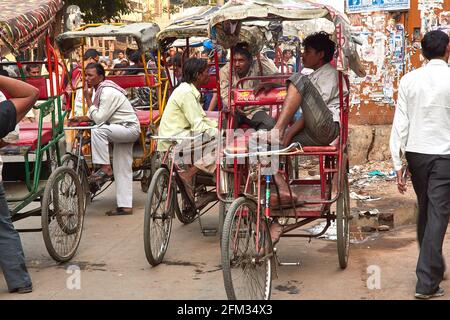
[251,110,276,131]
[112,142,134,212]
[92,124,140,212]
[177,135,219,205]
[287,74,337,145]
[91,126,113,178]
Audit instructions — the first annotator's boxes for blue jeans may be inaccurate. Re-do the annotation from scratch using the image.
[0,182,32,291]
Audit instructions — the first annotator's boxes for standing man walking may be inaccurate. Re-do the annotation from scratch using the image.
[390,30,450,299]
[0,75,39,293]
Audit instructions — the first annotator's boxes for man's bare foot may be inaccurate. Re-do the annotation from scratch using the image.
[100,165,113,176]
[178,170,194,201]
[269,222,283,245]
[270,172,298,206]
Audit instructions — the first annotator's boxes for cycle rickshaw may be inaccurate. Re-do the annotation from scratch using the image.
[55,23,166,202]
[0,0,85,262]
[208,0,366,300]
[143,6,225,266]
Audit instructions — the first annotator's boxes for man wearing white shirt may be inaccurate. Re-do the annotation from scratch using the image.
[389,30,450,299]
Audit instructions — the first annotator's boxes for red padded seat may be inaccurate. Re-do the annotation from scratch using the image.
[232,87,287,107]
[302,145,338,152]
[106,74,155,88]
[19,122,53,130]
[225,134,340,155]
[10,129,53,150]
[136,110,160,126]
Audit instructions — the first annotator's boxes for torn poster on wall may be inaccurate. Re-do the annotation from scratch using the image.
[348,12,406,110]
[419,0,445,34]
[347,0,410,14]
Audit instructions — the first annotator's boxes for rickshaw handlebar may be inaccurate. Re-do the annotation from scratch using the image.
[149,133,204,142]
[224,142,303,159]
[63,122,106,131]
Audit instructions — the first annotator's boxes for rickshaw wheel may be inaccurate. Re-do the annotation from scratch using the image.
[221,197,272,300]
[336,154,350,269]
[219,172,235,239]
[141,152,160,193]
[144,167,174,266]
[42,166,85,262]
[61,153,90,210]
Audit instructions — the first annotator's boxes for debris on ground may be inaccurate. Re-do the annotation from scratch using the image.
[358,209,379,217]
[350,192,381,201]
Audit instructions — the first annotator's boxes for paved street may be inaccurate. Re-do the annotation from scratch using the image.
[1,181,449,300]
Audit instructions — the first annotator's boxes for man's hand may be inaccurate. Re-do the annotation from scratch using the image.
[253,82,282,96]
[281,130,293,147]
[68,116,91,126]
[83,85,93,104]
[396,167,408,194]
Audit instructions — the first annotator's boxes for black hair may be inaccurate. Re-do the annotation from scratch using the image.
[25,64,40,72]
[264,50,276,61]
[117,49,125,54]
[421,30,449,60]
[303,31,335,63]
[283,49,294,56]
[114,63,128,70]
[130,50,142,64]
[170,52,182,68]
[234,42,252,61]
[83,48,100,60]
[85,62,105,80]
[181,58,208,84]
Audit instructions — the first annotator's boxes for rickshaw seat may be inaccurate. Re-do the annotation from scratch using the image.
[19,122,53,131]
[200,74,218,91]
[136,110,160,126]
[225,135,340,154]
[10,128,53,151]
[106,74,156,88]
[25,77,49,99]
[232,87,287,107]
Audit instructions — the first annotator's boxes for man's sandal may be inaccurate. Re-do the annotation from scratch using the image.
[89,169,113,184]
[105,207,133,216]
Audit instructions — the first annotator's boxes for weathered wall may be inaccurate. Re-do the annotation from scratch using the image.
[346,0,450,126]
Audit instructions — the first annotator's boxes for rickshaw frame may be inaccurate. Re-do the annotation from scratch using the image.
[208,0,365,300]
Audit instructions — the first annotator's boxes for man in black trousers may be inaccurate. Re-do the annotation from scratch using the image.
[0,75,39,293]
[390,30,450,299]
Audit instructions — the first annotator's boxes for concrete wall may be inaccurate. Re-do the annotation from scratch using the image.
[348,124,392,165]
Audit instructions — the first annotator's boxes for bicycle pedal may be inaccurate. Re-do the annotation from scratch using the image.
[202,228,217,236]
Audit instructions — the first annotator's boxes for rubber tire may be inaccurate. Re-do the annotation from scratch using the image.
[336,154,350,269]
[144,167,174,266]
[221,197,272,300]
[42,166,85,262]
[141,152,161,193]
[61,153,89,210]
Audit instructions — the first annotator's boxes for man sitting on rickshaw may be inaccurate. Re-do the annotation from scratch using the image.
[261,32,348,242]
[69,63,141,216]
[219,42,279,130]
[158,58,219,208]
